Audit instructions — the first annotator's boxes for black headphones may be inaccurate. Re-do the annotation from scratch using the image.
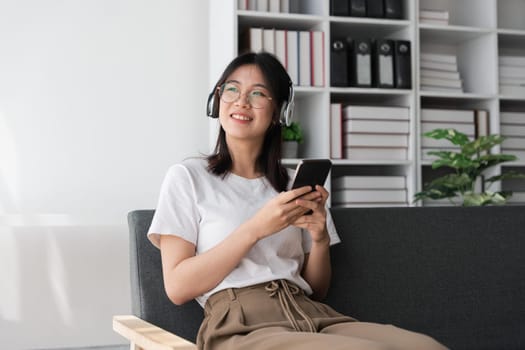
[206,82,295,126]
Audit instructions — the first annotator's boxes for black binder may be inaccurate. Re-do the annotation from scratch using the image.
[330,0,349,16]
[349,38,372,87]
[373,39,394,88]
[384,0,402,19]
[366,0,384,18]
[394,40,411,89]
[349,0,366,17]
[331,38,349,87]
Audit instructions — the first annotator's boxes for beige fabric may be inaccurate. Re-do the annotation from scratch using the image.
[197,280,448,350]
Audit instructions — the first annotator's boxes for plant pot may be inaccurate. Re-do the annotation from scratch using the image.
[282,141,299,158]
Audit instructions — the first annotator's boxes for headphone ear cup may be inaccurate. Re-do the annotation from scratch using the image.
[280,84,295,126]
[206,90,218,118]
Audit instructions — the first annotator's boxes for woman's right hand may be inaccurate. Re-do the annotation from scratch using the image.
[248,185,321,240]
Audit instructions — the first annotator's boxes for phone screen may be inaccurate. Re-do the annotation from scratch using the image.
[291,159,332,190]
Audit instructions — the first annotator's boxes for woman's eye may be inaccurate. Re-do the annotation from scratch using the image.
[224,85,239,93]
[251,90,266,97]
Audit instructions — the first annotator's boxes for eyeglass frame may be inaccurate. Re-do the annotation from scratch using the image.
[216,82,274,109]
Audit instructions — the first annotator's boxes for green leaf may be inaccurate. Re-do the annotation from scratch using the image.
[423,128,470,146]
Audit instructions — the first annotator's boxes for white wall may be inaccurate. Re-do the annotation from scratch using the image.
[0,1,209,348]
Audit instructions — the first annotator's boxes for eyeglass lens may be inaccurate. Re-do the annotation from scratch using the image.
[219,83,270,109]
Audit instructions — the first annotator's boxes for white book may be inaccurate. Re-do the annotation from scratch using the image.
[419,18,449,25]
[499,55,525,67]
[507,192,525,204]
[502,137,525,150]
[501,125,525,137]
[280,0,289,12]
[422,122,475,135]
[499,85,525,96]
[286,31,299,85]
[263,28,275,54]
[343,105,410,120]
[421,85,463,93]
[311,31,325,87]
[421,108,474,123]
[344,147,408,160]
[420,60,458,72]
[248,0,257,10]
[499,77,525,86]
[421,77,462,88]
[419,9,450,20]
[475,110,489,138]
[248,28,263,52]
[499,66,525,78]
[343,119,410,134]
[332,176,406,190]
[420,52,456,64]
[238,0,247,10]
[275,30,287,68]
[500,112,525,125]
[344,133,409,147]
[256,0,268,11]
[420,69,461,81]
[269,0,280,12]
[332,189,407,204]
[330,103,343,159]
[298,31,311,86]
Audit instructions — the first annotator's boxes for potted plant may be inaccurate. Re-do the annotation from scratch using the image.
[282,121,304,158]
[414,128,525,206]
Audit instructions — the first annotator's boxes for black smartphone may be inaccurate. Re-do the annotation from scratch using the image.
[291,159,332,190]
[290,159,332,214]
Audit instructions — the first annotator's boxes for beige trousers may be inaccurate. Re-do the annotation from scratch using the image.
[196,279,448,350]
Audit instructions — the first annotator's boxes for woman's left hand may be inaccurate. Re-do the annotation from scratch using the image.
[292,185,330,243]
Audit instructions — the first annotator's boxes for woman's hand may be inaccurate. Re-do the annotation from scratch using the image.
[292,185,330,243]
[248,185,321,240]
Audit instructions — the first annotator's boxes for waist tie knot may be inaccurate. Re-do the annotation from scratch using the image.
[265,280,316,333]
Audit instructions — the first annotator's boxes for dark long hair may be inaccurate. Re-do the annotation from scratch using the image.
[207,52,292,192]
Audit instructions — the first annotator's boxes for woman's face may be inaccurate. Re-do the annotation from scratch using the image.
[218,64,276,145]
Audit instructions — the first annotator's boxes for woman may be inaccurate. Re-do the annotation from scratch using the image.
[148,52,448,350]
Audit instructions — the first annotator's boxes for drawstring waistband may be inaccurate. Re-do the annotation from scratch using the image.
[265,280,316,333]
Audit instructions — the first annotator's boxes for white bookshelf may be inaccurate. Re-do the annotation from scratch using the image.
[209,0,525,206]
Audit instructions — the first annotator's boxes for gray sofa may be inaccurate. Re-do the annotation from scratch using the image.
[117,206,525,349]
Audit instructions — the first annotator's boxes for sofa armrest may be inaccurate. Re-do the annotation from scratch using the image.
[113,315,197,350]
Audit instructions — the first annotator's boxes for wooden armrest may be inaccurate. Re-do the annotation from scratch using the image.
[113,315,197,350]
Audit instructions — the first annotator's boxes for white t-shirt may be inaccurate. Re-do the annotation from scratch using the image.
[148,158,341,307]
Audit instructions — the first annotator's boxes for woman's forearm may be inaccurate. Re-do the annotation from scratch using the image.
[301,232,332,300]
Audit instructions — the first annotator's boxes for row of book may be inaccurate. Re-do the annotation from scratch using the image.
[499,55,525,97]
[238,0,290,12]
[330,0,402,19]
[419,9,449,26]
[501,112,525,162]
[330,104,410,160]
[420,52,463,93]
[331,175,408,207]
[241,28,324,86]
[420,108,488,161]
[330,38,411,88]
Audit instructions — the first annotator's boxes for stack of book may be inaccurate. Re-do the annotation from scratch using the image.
[238,0,290,12]
[336,105,410,160]
[420,52,463,93]
[500,112,525,162]
[241,28,324,87]
[499,55,525,97]
[419,9,449,25]
[420,108,477,161]
[331,175,408,207]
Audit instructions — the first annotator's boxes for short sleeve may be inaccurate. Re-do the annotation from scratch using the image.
[147,164,200,249]
[301,208,341,253]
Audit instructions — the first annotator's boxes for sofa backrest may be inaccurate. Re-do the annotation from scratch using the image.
[327,206,525,350]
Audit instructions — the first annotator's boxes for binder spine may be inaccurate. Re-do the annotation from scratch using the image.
[331,38,349,87]
[394,40,412,89]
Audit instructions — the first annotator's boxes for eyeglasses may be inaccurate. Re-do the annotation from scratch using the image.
[218,83,273,109]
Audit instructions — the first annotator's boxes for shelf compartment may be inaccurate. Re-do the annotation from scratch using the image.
[419,0,496,28]
[497,0,525,31]
[331,19,411,40]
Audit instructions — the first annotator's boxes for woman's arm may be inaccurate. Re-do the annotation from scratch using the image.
[294,185,332,300]
[159,186,317,305]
